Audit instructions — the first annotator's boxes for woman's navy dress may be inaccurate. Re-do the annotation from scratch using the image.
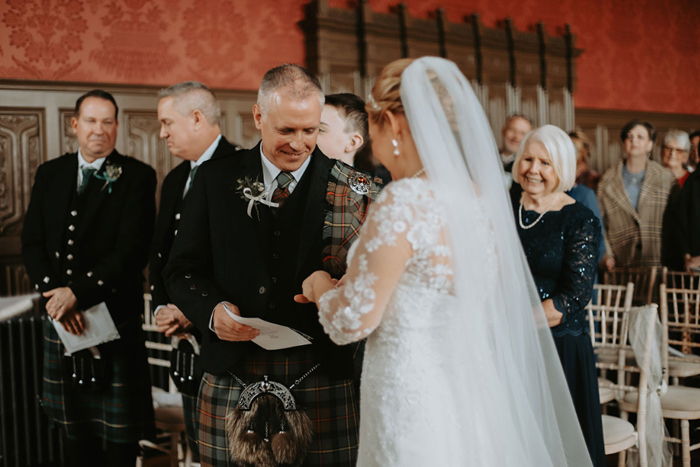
[516,201,606,467]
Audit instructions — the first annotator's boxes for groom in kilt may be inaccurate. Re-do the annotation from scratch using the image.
[22,90,156,466]
[164,64,380,466]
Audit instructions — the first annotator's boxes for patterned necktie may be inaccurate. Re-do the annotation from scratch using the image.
[78,166,96,194]
[184,165,199,196]
[272,171,294,208]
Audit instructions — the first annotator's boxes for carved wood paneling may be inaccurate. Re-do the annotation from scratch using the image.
[0,108,45,295]
[303,0,583,138]
[59,109,79,154]
[239,112,260,150]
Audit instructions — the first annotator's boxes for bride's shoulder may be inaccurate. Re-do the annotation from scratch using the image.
[376,178,433,204]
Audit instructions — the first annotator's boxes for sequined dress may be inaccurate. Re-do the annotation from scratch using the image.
[516,201,606,467]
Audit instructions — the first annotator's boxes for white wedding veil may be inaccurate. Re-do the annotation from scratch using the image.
[399,57,592,466]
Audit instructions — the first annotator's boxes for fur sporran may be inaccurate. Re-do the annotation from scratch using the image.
[226,376,314,467]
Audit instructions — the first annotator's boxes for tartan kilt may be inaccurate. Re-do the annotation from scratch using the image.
[197,346,359,466]
[41,317,156,442]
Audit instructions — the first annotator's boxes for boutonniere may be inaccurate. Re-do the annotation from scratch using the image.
[93,162,122,194]
[236,176,278,219]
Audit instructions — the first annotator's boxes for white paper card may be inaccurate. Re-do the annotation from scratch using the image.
[223,306,312,351]
[52,302,121,355]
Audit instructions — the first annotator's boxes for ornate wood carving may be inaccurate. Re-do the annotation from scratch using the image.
[0,108,45,295]
[303,0,582,135]
[59,109,79,154]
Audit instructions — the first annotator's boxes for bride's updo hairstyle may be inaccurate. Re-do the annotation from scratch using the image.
[366,58,414,124]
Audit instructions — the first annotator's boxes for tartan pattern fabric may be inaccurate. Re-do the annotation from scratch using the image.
[272,171,295,207]
[41,318,155,442]
[196,346,359,466]
[598,160,677,268]
[182,392,201,460]
[322,161,381,277]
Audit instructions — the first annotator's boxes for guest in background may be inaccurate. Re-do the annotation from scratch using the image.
[317,93,368,166]
[317,92,389,183]
[689,130,700,172]
[22,90,156,466]
[597,121,677,272]
[661,129,691,187]
[663,169,700,272]
[513,125,605,466]
[151,81,239,461]
[500,113,533,187]
[570,131,601,192]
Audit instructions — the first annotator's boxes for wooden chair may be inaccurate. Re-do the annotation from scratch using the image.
[648,282,700,467]
[589,303,659,466]
[661,268,700,384]
[604,267,658,306]
[137,293,192,467]
[588,283,635,378]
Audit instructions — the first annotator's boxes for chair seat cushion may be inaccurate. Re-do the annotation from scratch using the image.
[602,415,636,455]
[668,360,700,378]
[621,386,700,419]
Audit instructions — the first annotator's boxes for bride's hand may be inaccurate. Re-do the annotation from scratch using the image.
[295,271,334,304]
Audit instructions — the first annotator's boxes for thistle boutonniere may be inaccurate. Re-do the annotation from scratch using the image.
[93,162,122,194]
[236,176,278,219]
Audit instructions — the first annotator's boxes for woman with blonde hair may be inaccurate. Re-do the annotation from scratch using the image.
[297,57,591,466]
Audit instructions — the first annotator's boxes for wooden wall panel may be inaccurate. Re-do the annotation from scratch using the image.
[0,108,45,295]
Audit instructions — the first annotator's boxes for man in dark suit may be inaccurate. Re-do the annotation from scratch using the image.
[150,81,238,460]
[164,64,379,466]
[22,90,156,466]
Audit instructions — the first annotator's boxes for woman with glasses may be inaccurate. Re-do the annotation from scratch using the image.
[661,129,691,187]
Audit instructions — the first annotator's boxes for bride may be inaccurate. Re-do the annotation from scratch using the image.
[296,57,592,466]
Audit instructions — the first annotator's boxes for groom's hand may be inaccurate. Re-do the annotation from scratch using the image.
[212,302,260,342]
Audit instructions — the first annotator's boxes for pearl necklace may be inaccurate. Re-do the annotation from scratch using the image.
[518,194,559,230]
[411,168,426,178]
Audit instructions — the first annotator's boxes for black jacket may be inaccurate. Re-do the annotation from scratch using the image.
[22,150,156,326]
[149,136,238,310]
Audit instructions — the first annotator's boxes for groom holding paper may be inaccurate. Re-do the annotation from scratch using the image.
[22,90,156,466]
[164,64,380,466]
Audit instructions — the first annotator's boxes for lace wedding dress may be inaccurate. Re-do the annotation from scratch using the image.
[316,57,592,466]
[319,178,497,466]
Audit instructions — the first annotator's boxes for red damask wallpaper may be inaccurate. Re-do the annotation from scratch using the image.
[1,0,698,114]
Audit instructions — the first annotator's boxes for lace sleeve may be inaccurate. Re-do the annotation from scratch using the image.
[550,212,601,324]
[317,181,432,345]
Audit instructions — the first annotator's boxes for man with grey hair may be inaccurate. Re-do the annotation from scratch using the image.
[164,64,380,465]
[150,81,239,460]
[661,129,691,187]
[500,113,533,187]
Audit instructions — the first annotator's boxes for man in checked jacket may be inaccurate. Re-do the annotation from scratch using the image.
[164,64,381,466]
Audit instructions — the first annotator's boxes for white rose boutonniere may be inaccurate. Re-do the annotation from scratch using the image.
[236,176,279,219]
[93,162,123,194]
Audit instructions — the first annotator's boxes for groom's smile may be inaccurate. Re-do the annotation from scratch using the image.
[253,83,323,172]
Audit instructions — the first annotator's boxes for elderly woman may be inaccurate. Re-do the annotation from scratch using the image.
[598,121,677,272]
[513,125,605,466]
[661,129,691,187]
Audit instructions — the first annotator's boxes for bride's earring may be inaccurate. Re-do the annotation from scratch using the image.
[392,139,400,157]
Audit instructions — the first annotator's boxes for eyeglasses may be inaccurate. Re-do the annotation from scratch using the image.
[663,146,688,156]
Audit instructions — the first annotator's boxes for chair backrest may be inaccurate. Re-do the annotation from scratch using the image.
[143,293,175,392]
[604,267,658,306]
[662,266,700,291]
[660,281,700,378]
[588,299,659,466]
[587,283,635,351]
